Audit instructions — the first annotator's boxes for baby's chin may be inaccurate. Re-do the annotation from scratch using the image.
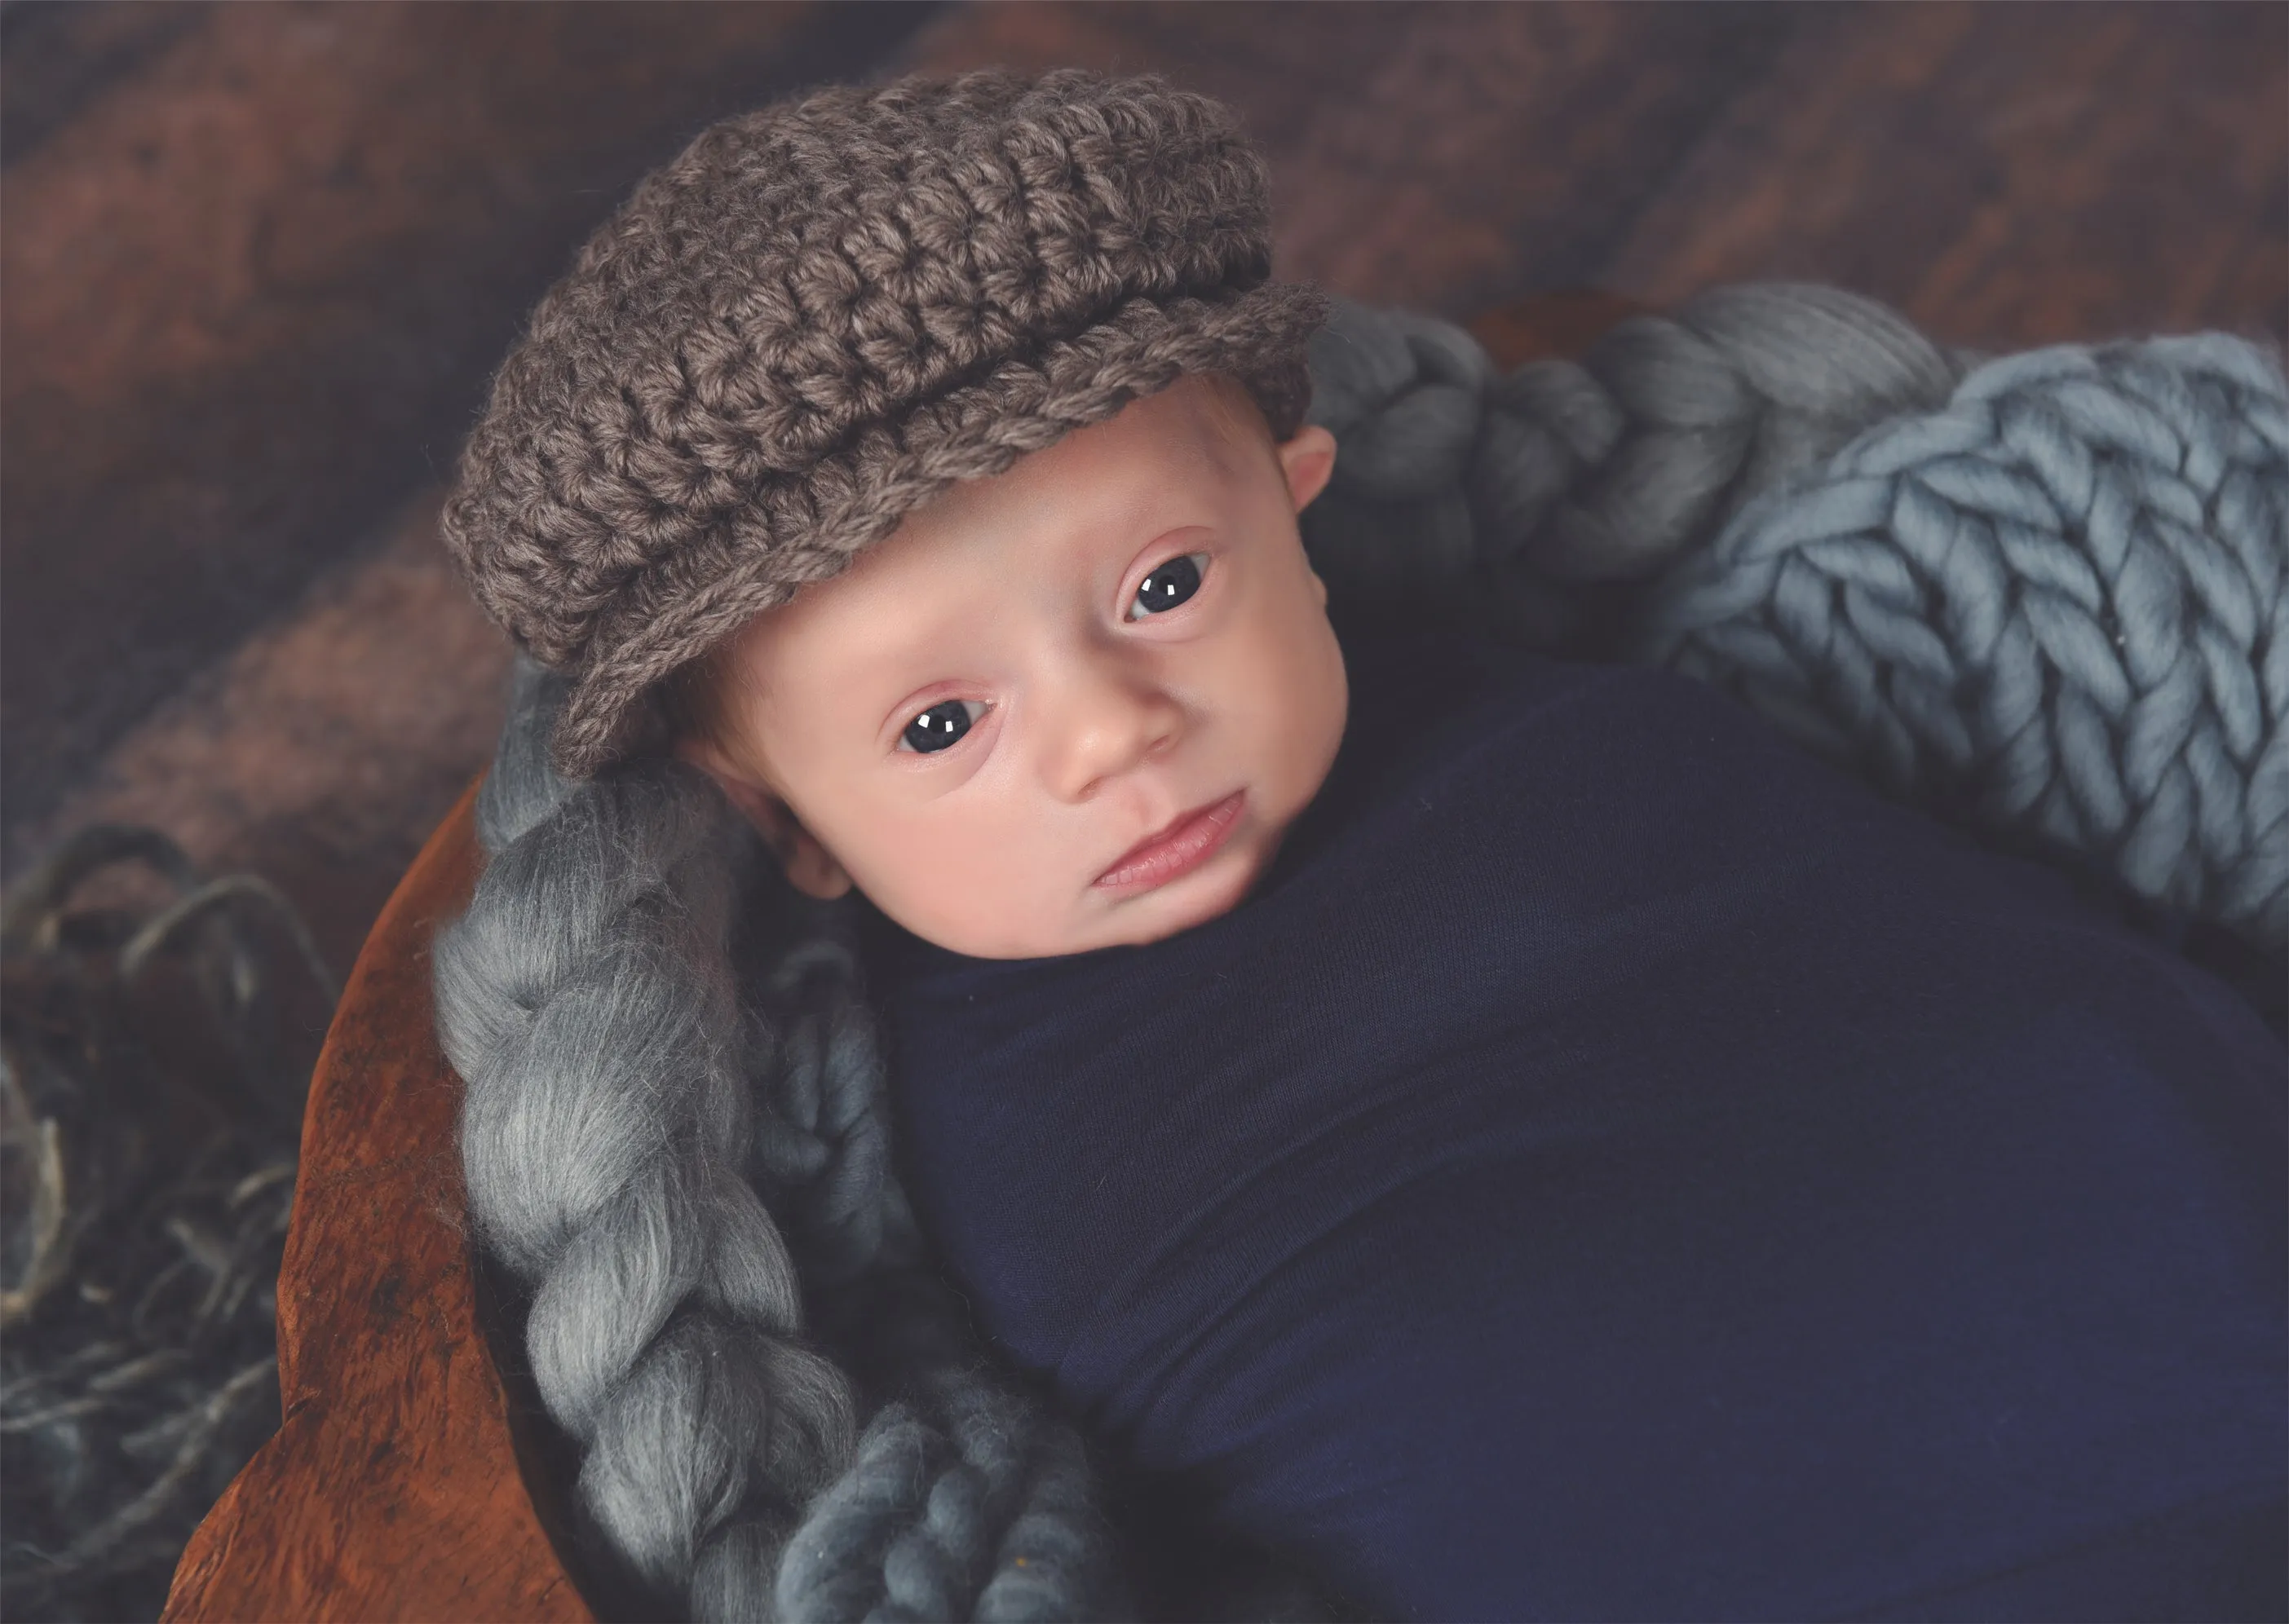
[1096,824,1284,950]
[1072,816,1288,955]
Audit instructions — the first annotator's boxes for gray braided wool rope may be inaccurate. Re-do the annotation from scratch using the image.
[1628,333,2289,953]
[438,723,857,1609]
[1301,283,1968,649]
[434,284,2285,1622]
[439,659,1122,1623]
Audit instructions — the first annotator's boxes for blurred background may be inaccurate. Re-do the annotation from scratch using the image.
[0,3,2282,1617]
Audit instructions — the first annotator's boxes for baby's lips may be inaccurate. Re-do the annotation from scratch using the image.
[1094,790,1246,890]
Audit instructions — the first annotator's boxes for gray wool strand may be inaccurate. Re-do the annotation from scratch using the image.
[772,1376,1111,1624]
[1628,333,2289,952]
[435,283,2287,1624]
[437,744,859,1603]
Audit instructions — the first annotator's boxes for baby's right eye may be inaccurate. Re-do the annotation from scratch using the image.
[898,698,985,755]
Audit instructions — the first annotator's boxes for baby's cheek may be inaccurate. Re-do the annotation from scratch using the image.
[873,818,1081,960]
[844,817,967,943]
[1258,623,1348,814]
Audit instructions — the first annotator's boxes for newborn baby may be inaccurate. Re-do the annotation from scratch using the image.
[672,372,2287,1621]
[439,67,2282,1622]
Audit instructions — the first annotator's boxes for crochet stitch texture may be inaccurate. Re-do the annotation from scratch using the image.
[441,68,1327,779]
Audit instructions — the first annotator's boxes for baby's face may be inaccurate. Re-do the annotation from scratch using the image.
[682,376,1348,960]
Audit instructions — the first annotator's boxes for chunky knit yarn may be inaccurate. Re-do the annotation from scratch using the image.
[1301,293,2287,958]
[1301,283,1969,650]
[441,68,1327,780]
[1630,334,2289,952]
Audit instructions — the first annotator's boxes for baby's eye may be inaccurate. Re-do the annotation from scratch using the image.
[898,697,985,755]
[1127,552,1210,621]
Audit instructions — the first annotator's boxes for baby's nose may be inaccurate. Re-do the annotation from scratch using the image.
[1045,665,1183,801]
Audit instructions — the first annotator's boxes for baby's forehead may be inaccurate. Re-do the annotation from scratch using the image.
[1071,371,1270,465]
[1174,372,1279,461]
[747,373,1278,683]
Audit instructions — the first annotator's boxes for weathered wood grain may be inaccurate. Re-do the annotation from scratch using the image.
[1,1,937,852]
[0,0,211,163]
[1599,2,2287,347]
[1470,289,1651,372]
[900,1,2284,347]
[10,491,510,977]
[160,776,596,1624]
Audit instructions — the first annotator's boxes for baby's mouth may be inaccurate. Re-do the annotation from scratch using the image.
[1093,790,1247,893]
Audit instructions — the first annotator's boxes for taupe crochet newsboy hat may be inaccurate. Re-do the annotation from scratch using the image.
[443,67,1329,779]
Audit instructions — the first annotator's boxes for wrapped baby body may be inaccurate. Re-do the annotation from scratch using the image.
[860,630,2285,1622]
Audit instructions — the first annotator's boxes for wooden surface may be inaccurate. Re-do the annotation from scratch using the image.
[160,775,594,1624]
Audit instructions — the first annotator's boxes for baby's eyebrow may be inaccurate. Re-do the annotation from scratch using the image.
[850,492,1213,701]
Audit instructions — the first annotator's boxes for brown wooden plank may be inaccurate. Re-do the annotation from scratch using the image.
[1471,289,1653,372]
[0,1,212,164]
[1,1,936,857]
[1600,2,2288,347]
[899,2,2283,351]
[160,776,594,1624]
[14,492,510,976]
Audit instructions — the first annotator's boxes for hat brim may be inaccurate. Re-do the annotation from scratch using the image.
[551,278,1330,779]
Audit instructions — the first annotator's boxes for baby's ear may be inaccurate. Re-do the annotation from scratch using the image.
[673,736,854,900]
[1279,423,1337,515]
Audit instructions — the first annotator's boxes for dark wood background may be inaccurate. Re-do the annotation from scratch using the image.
[6,0,2282,976]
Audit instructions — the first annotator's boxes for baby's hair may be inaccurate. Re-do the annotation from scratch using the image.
[656,638,750,779]
[1195,368,1284,453]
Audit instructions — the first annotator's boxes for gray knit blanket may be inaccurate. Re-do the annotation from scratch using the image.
[433,284,2287,1622]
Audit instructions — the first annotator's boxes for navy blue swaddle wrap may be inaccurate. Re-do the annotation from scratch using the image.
[859,630,2287,1623]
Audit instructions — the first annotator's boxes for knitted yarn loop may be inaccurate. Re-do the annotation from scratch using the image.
[1630,333,2289,951]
